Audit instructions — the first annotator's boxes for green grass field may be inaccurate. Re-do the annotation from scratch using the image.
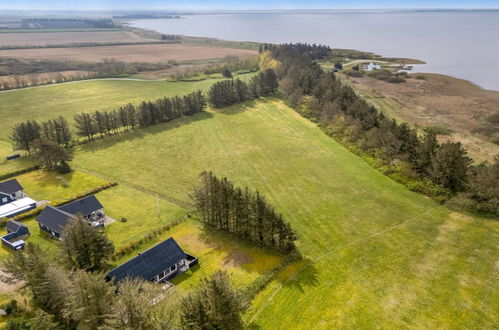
[0,73,252,148]
[0,77,497,328]
[69,99,498,329]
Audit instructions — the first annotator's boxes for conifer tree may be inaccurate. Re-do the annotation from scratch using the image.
[10,120,41,153]
[181,271,244,330]
[60,215,115,271]
[74,112,96,140]
[63,270,114,329]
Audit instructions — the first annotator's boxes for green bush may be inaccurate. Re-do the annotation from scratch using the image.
[423,126,453,136]
[0,166,40,181]
[345,70,363,78]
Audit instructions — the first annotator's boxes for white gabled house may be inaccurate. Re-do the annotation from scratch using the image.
[362,62,382,71]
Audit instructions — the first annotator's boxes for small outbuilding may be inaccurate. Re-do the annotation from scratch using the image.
[106,237,198,284]
[1,220,29,250]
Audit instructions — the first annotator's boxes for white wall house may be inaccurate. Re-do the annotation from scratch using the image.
[363,62,382,71]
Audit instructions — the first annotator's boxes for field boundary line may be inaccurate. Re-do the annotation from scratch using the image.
[74,166,194,210]
[248,205,441,324]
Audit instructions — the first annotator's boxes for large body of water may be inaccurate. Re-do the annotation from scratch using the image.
[130,10,499,91]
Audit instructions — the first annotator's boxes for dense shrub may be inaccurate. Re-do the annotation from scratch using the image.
[423,126,453,136]
[0,165,40,181]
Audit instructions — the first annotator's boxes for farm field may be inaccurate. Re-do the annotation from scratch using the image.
[0,30,155,47]
[0,73,253,148]
[68,99,497,328]
[0,43,256,63]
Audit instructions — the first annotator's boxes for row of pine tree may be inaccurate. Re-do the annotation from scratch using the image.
[74,90,206,140]
[10,90,206,153]
[192,171,297,253]
[208,69,278,108]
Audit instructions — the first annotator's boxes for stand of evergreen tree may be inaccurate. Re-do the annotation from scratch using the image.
[11,116,71,154]
[192,171,297,253]
[267,43,497,215]
[75,90,206,140]
[181,270,245,330]
[208,69,278,108]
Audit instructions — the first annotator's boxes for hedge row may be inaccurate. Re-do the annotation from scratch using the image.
[241,251,301,304]
[114,216,188,259]
[0,165,40,181]
[9,182,118,222]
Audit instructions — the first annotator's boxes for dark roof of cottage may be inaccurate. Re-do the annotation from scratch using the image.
[107,238,187,282]
[5,220,27,233]
[0,179,23,195]
[36,206,74,233]
[59,195,103,216]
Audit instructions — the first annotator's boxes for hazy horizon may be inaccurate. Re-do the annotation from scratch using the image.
[2,0,499,11]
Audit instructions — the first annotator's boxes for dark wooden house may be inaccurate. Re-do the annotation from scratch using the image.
[106,237,198,284]
[0,179,25,206]
[36,195,105,239]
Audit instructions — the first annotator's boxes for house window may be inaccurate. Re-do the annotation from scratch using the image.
[170,264,176,272]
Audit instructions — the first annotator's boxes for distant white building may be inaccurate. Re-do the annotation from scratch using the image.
[362,62,382,71]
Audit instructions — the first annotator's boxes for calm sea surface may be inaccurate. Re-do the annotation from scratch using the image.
[130,11,499,91]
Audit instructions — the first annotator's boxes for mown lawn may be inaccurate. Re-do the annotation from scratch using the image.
[14,170,108,202]
[99,185,186,248]
[112,220,282,290]
[70,99,498,329]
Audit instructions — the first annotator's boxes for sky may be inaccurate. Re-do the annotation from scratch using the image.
[2,0,499,10]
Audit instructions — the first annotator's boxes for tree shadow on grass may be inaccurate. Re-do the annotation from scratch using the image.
[197,226,282,276]
[77,111,214,153]
[212,99,259,116]
[274,258,319,293]
[212,97,279,116]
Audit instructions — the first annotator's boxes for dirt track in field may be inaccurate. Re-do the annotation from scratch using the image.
[0,43,257,63]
